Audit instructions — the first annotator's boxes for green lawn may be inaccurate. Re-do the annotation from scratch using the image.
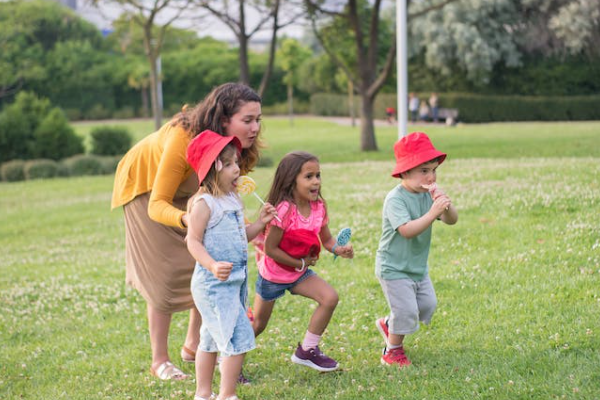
[2,119,600,399]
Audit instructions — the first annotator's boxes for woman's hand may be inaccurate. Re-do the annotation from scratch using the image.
[210,261,233,281]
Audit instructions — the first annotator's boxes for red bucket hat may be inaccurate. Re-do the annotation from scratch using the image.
[391,132,446,178]
[186,130,242,184]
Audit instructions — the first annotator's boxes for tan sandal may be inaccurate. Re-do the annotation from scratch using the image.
[194,393,216,400]
[181,345,196,363]
[150,361,189,380]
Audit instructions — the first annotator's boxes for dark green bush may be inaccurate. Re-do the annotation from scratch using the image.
[0,92,51,163]
[310,92,600,122]
[84,104,111,120]
[90,126,132,156]
[61,154,105,176]
[310,93,360,117]
[0,92,82,163]
[256,156,274,168]
[112,106,137,119]
[99,155,122,174]
[262,101,311,116]
[24,159,59,180]
[1,160,26,182]
[34,108,84,160]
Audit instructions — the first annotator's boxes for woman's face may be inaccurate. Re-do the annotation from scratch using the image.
[222,101,262,149]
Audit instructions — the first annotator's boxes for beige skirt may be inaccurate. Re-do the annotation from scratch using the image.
[123,174,198,313]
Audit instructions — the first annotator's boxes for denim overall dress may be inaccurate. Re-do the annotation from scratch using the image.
[190,193,256,356]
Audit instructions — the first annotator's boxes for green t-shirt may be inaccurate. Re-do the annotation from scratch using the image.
[375,184,433,281]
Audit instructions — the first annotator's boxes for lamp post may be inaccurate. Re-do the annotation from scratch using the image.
[396,0,408,138]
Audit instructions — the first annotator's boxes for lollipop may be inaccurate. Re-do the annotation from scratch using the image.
[237,176,281,222]
[422,183,448,210]
[333,227,352,260]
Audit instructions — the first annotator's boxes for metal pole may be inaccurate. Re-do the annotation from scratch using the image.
[156,55,163,117]
[396,0,408,138]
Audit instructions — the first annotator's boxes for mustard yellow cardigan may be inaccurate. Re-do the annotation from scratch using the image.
[111,123,194,228]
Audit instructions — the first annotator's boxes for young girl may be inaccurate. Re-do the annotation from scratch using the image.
[251,151,354,372]
[186,130,276,400]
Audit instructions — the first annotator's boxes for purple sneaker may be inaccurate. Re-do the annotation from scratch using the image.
[291,343,339,372]
[237,371,251,385]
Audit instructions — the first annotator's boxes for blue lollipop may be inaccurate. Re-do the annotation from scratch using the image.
[333,227,352,260]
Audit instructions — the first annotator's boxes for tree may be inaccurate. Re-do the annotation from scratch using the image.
[278,38,312,125]
[0,0,101,101]
[306,0,397,151]
[409,0,522,84]
[198,0,302,96]
[91,0,195,129]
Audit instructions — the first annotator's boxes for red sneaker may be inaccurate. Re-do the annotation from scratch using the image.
[381,346,411,367]
[375,317,389,344]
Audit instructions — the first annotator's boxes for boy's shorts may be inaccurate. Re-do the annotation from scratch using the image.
[255,269,316,301]
[378,275,437,335]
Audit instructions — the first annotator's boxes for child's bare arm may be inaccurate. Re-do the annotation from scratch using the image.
[186,200,233,281]
[245,202,277,241]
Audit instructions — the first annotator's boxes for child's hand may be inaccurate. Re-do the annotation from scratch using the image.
[304,255,319,267]
[259,202,278,225]
[422,183,445,200]
[210,261,233,281]
[334,244,354,259]
[431,194,452,217]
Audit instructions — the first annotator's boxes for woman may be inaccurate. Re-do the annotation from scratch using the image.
[111,83,263,380]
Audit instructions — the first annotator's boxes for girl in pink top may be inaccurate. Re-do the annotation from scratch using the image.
[251,151,354,373]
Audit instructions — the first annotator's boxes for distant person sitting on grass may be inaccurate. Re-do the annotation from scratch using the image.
[419,101,430,122]
[375,132,458,367]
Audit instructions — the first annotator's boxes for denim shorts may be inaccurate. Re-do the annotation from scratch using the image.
[255,269,316,301]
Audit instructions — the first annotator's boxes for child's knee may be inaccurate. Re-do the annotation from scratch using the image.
[252,318,268,337]
[321,289,339,309]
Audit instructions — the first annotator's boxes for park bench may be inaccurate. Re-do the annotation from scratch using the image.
[436,107,459,125]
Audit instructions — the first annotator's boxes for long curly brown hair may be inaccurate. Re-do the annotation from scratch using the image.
[172,82,262,175]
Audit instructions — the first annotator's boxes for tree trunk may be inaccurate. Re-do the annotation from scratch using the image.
[238,1,250,85]
[238,34,250,85]
[359,92,377,151]
[148,55,162,129]
[141,87,149,118]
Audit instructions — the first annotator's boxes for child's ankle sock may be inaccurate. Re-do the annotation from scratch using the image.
[387,343,403,352]
[301,331,321,350]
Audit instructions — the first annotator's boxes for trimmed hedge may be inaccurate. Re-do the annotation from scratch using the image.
[310,93,600,122]
[24,159,59,180]
[61,154,105,177]
[90,126,132,156]
[1,160,25,182]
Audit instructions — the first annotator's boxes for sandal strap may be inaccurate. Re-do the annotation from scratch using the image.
[182,345,196,358]
[154,361,187,380]
[194,394,216,400]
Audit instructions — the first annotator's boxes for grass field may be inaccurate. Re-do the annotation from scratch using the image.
[2,119,600,399]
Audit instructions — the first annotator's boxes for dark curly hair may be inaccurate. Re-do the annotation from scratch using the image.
[172,82,262,175]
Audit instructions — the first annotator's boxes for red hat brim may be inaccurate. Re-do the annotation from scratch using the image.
[391,132,446,178]
[186,130,242,184]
